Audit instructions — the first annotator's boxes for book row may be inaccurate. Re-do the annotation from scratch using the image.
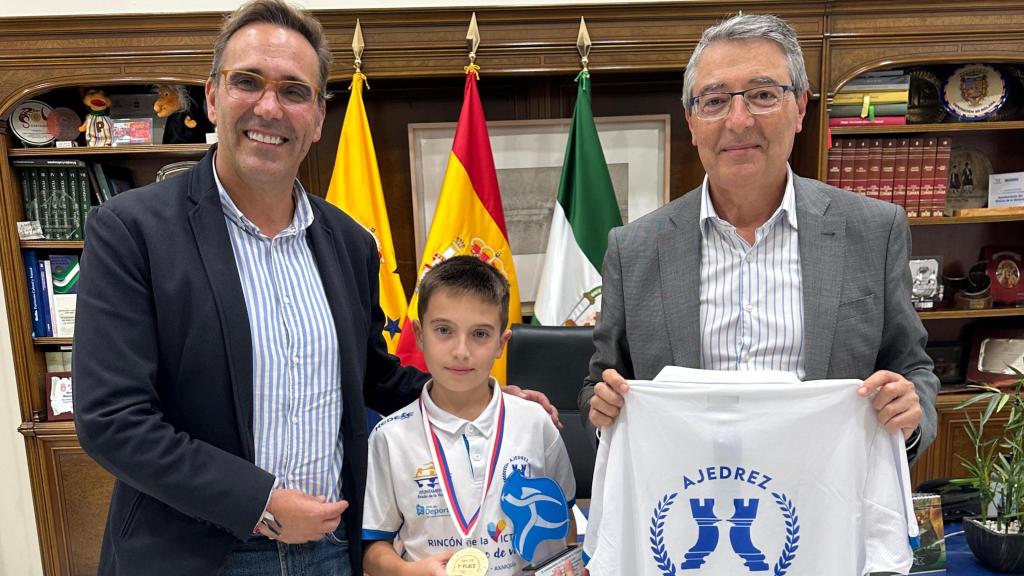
[826,137,952,218]
[23,251,79,339]
[13,159,134,240]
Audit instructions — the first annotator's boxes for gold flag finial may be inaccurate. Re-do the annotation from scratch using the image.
[466,12,480,65]
[352,19,365,72]
[576,17,592,72]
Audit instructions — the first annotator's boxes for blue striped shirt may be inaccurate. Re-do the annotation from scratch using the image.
[215,169,343,501]
[698,167,805,378]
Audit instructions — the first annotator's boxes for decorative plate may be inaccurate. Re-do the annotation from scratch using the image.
[8,100,55,146]
[46,107,82,142]
[942,64,1007,121]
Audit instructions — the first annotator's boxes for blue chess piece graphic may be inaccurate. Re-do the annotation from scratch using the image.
[679,499,720,569]
[727,499,769,571]
[678,498,769,571]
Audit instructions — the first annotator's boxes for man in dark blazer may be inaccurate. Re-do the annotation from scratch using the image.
[580,14,938,462]
[72,2,422,573]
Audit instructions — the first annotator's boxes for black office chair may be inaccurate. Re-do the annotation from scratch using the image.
[506,324,596,500]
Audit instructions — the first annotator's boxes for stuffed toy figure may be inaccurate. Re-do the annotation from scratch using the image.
[79,87,113,146]
[153,84,205,144]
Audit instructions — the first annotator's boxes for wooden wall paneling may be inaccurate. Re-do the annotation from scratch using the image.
[315,3,826,81]
[911,393,1013,489]
[829,1,1024,38]
[826,0,1024,93]
[21,424,114,576]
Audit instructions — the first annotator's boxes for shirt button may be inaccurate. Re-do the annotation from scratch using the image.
[745,304,753,312]
[472,453,482,462]
[293,356,300,364]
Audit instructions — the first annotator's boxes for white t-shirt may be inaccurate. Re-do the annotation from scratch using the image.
[363,380,576,575]
[584,367,916,576]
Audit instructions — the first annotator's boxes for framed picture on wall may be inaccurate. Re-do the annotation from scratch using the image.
[408,115,671,304]
[925,342,966,386]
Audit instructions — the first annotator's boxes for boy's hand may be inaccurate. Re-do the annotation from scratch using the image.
[505,385,562,429]
[554,559,589,576]
[409,550,454,575]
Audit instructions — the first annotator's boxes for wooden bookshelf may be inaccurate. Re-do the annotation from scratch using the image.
[8,144,210,158]
[918,308,1024,321]
[33,337,74,346]
[909,213,1024,226]
[20,241,84,250]
[830,120,1024,136]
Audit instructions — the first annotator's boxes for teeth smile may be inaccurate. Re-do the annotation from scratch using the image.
[247,131,284,145]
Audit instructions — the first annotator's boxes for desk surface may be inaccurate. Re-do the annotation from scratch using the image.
[934,522,997,576]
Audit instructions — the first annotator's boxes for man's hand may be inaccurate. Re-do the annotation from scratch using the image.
[506,385,562,429]
[589,368,629,428]
[857,370,921,439]
[407,550,454,576]
[257,489,348,544]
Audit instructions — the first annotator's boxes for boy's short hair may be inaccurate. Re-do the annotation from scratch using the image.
[417,256,510,329]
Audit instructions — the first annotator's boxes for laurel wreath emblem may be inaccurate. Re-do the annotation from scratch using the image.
[771,492,800,576]
[646,490,800,576]
[649,493,678,576]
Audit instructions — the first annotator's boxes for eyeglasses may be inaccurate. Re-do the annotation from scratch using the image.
[688,84,795,121]
[217,69,322,107]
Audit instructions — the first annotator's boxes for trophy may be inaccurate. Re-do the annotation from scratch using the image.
[910,257,944,310]
[500,471,584,576]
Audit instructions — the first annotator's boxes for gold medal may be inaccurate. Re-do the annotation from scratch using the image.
[446,547,489,576]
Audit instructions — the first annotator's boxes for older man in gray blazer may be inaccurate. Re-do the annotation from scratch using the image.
[579,14,938,462]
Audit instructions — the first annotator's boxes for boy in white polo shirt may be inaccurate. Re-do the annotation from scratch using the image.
[362,256,576,575]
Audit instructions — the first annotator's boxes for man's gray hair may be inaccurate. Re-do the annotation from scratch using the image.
[682,14,809,111]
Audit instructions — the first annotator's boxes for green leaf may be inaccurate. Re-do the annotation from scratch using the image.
[982,394,1002,425]
[996,393,1011,414]
[957,393,994,410]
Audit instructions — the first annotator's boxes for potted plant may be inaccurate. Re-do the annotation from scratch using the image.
[955,367,1024,573]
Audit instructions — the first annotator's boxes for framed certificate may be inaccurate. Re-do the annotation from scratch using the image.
[45,371,74,422]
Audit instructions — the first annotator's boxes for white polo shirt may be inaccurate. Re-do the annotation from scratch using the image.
[363,380,576,574]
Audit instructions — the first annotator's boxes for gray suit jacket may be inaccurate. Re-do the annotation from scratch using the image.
[579,175,939,460]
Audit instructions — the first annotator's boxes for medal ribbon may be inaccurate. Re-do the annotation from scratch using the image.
[420,392,506,538]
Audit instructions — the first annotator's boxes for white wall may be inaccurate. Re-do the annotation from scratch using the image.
[0,287,44,576]
[6,0,674,18]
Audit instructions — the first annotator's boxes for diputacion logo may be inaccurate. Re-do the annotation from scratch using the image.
[649,465,799,576]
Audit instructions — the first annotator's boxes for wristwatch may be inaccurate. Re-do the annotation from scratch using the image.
[259,510,282,537]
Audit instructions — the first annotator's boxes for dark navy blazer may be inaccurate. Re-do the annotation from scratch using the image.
[73,148,425,575]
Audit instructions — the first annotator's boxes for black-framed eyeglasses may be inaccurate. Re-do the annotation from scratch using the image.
[217,69,322,107]
[688,84,795,121]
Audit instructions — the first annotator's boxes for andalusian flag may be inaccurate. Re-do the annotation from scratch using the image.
[533,71,622,326]
[395,69,521,383]
[325,72,406,353]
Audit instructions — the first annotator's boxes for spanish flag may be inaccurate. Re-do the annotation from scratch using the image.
[395,69,521,383]
[325,72,407,354]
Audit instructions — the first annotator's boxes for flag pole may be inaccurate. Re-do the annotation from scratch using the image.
[351,19,368,90]
[465,13,481,77]
[577,17,591,73]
